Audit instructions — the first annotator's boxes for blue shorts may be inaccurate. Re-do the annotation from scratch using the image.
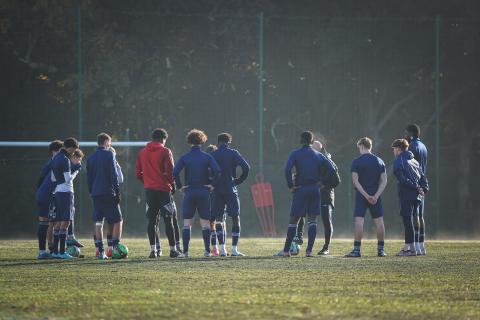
[182,188,211,220]
[354,192,383,218]
[400,199,421,217]
[52,192,74,222]
[37,200,53,219]
[92,195,122,224]
[213,192,240,220]
[290,185,321,218]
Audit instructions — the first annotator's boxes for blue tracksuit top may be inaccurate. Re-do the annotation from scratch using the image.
[211,143,250,194]
[408,138,428,174]
[285,145,335,189]
[51,149,71,186]
[87,147,120,197]
[36,159,55,203]
[393,150,429,201]
[173,146,221,189]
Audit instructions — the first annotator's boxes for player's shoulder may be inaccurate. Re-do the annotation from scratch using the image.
[375,155,386,168]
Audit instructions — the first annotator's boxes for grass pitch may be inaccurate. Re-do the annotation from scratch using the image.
[0,238,479,320]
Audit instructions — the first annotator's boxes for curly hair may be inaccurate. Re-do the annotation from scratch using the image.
[186,129,208,145]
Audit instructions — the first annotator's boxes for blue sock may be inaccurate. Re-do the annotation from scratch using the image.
[202,227,211,253]
[378,240,385,251]
[95,240,104,252]
[306,221,317,253]
[283,224,297,253]
[59,229,67,254]
[182,227,191,253]
[232,224,240,247]
[215,223,225,245]
[176,241,181,251]
[112,237,119,247]
[53,229,60,254]
[353,240,361,252]
[37,221,49,251]
[67,220,74,238]
[107,235,113,247]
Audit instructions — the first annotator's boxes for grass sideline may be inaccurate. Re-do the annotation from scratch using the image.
[0,239,479,320]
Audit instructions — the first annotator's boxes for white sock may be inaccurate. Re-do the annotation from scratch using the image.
[419,242,425,252]
[414,242,420,252]
[150,245,156,252]
[220,244,226,252]
[39,250,46,254]
[232,245,238,252]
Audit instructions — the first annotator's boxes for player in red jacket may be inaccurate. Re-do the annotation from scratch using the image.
[136,128,183,258]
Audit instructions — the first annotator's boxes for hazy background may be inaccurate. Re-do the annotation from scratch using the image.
[1,0,479,239]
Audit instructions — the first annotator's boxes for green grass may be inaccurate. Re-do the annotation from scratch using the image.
[0,239,479,320]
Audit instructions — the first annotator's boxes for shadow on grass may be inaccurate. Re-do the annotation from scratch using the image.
[0,254,356,268]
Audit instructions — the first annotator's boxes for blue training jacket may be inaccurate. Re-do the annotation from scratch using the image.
[36,159,55,203]
[211,143,250,194]
[87,147,120,197]
[51,149,72,186]
[408,138,428,175]
[393,150,429,201]
[173,146,221,189]
[285,145,335,189]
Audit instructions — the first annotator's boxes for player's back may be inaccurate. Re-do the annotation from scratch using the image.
[137,141,173,191]
[351,153,386,194]
[87,147,118,196]
[211,144,248,193]
[408,138,427,174]
[36,160,55,202]
[288,146,325,186]
[176,146,217,188]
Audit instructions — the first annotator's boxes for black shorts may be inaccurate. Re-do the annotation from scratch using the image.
[145,189,177,220]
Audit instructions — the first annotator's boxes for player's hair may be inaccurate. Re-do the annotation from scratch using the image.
[217,132,232,144]
[97,133,111,146]
[63,137,79,149]
[151,128,168,141]
[72,149,84,158]
[49,140,63,153]
[406,124,420,138]
[206,144,217,153]
[391,139,409,151]
[186,129,207,145]
[357,137,372,150]
[300,131,314,146]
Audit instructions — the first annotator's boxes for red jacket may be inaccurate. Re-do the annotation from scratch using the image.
[135,142,174,192]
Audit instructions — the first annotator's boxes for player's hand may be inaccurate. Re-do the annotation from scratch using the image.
[114,193,121,204]
[180,186,189,193]
[418,188,425,196]
[205,184,214,192]
[289,186,298,193]
[367,195,377,205]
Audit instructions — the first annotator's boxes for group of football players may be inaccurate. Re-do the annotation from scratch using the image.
[34,124,428,259]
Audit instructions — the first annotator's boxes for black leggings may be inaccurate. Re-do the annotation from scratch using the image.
[146,189,176,247]
[402,214,414,244]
